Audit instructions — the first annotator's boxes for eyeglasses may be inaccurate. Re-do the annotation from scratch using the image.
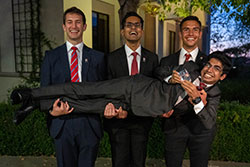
[204,62,223,73]
[124,22,142,29]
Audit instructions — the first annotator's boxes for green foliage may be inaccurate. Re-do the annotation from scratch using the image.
[98,132,112,157]
[147,118,165,158]
[0,104,54,155]
[211,101,250,162]
[143,0,211,20]
[1,101,250,162]
[219,79,250,104]
[143,0,250,29]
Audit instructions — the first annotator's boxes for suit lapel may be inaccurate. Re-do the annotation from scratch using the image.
[174,50,181,66]
[196,50,206,63]
[60,44,71,82]
[140,47,147,74]
[119,46,129,76]
[82,45,91,81]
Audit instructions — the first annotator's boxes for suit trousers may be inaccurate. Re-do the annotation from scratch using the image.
[107,120,151,167]
[164,123,216,167]
[32,75,182,117]
[54,116,99,167]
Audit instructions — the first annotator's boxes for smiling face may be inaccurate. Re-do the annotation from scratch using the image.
[63,13,86,45]
[179,20,202,52]
[121,16,143,45]
[201,58,227,85]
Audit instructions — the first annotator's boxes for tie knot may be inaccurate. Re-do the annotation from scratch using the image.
[71,46,78,51]
[131,52,138,58]
[197,82,207,91]
[185,53,191,62]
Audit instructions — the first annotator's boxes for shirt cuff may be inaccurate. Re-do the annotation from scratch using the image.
[194,101,204,114]
[164,76,172,83]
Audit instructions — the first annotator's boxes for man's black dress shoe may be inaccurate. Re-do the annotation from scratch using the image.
[13,105,36,125]
[10,88,32,105]
[10,88,38,125]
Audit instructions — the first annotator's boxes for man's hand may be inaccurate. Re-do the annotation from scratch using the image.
[181,81,207,105]
[161,109,174,118]
[169,70,182,84]
[104,103,117,119]
[199,89,207,105]
[115,107,128,119]
[49,98,74,116]
[181,80,200,99]
[104,103,128,119]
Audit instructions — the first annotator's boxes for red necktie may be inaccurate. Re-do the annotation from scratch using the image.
[70,46,79,82]
[185,53,191,62]
[131,52,138,75]
[197,82,207,91]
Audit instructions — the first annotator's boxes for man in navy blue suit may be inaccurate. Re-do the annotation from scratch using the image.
[40,7,106,167]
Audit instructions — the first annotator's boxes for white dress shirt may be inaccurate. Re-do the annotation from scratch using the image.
[124,44,141,75]
[179,47,199,65]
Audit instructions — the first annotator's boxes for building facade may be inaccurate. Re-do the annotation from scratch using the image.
[0,0,209,102]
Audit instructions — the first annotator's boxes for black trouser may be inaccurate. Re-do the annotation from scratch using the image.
[32,75,182,117]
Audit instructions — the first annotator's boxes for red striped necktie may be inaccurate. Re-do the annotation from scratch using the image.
[185,53,191,62]
[131,52,138,75]
[70,46,79,82]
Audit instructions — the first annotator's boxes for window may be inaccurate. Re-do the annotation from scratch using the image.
[92,11,109,54]
[12,0,41,74]
[169,31,176,55]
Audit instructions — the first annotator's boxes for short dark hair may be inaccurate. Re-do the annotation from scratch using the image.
[208,51,232,74]
[180,16,201,30]
[63,7,86,25]
[121,12,144,29]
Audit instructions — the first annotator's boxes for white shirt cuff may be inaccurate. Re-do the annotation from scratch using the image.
[164,76,172,83]
[194,101,204,114]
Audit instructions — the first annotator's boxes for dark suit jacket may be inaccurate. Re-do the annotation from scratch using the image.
[40,43,106,138]
[104,45,159,131]
[157,49,219,133]
[163,84,221,134]
[159,49,207,71]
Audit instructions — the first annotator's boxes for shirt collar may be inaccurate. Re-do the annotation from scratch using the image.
[125,44,141,57]
[180,47,199,60]
[199,76,213,88]
[66,41,84,52]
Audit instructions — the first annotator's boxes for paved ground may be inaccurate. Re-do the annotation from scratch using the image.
[0,156,250,167]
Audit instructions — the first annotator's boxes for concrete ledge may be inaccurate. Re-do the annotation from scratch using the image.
[0,156,250,167]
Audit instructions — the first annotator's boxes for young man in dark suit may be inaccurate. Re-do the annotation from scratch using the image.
[159,16,207,70]
[103,12,159,167]
[157,16,214,167]
[39,7,106,167]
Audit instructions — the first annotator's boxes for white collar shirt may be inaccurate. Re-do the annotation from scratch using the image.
[179,47,199,65]
[125,44,141,75]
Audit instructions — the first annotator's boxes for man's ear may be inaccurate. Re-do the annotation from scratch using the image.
[83,24,87,31]
[62,24,66,32]
[121,29,124,37]
[220,74,227,81]
[198,30,203,40]
[179,31,182,40]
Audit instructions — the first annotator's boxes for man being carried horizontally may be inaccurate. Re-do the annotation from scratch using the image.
[11,52,232,134]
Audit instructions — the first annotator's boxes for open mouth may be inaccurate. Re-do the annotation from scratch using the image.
[204,73,213,79]
[129,31,137,36]
[187,37,195,41]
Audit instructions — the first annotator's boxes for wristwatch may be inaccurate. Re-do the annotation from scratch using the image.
[192,97,201,104]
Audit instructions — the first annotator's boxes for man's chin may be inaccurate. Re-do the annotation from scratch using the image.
[127,39,140,44]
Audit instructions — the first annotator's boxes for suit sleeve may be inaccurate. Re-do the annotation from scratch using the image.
[197,94,220,129]
[154,56,175,81]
